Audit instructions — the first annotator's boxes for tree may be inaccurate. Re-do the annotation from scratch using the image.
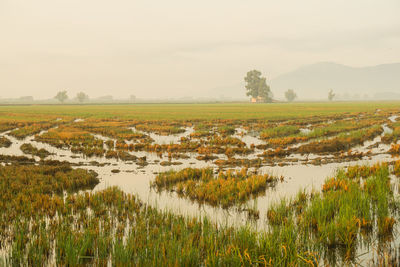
[284,89,297,102]
[244,70,273,102]
[328,89,335,101]
[54,90,68,103]
[76,92,89,103]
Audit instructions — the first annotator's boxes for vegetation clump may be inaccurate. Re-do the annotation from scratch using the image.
[75,120,150,141]
[382,122,400,144]
[0,154,36,164]
[8,122,57,139]
[296,125,383,154]
[218,125,236,135]
[266,162,399,264]
[152,168,279,208]
[0,122,20,133]
[20,143,51,159]
[35,126,106,158]
[0,164,98,221]
[135,123,185,135]
[389,144,400,155]
[260,125,300,139]
[0,136,12,148]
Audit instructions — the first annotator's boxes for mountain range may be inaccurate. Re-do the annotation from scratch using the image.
[211,62,400,100]
[270,62,400,100]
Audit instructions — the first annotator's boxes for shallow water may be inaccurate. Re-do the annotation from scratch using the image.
[299,128,312,135]
[382,124,393,134]
[1,126,398,230]
[389,115,399,123]
[233,128,265,147]
[131,126,195,145]
[1,116,400,264]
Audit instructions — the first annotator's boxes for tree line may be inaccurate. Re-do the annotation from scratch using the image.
[53,91,137,103]
[54,91,88,103]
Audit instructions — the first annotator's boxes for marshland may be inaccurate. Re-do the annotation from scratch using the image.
[3,0,400,265]
[0,103,399,266]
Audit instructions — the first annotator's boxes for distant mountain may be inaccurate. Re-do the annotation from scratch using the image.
[374,91,400,100]
[270,62,400,100]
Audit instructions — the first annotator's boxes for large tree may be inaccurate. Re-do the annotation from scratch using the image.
[244,70,273,102]
[328,89,335,101]
[54,90,68,103]
[285,89,297,102]
[76,92,89,103]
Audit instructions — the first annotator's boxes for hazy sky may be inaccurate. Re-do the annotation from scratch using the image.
[1,0,399,99]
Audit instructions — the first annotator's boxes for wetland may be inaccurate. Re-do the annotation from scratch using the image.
[0,103,400,266]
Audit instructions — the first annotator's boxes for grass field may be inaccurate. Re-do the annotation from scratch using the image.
[0,101,400,120]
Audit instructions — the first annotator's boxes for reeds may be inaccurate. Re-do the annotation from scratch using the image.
[265,162,398,264]
[296,125,383,154]
[389,144,400,155]
[152,168,279,208]
[20,143,51,159]
[0,136,12,148]
[135,123,185,135]
[0,161,399,265]
[9,122,57,139]
[260,125,300,139]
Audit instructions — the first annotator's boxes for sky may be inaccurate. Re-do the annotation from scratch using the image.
[0,0,399,99]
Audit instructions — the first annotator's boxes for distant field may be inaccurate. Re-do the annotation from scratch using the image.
[0,101,399,121]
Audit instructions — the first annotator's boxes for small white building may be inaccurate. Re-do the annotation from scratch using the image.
[251,96,265,103]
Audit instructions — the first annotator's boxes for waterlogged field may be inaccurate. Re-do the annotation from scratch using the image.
[1,102,400,266]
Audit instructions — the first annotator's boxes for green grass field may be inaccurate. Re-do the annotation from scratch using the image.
[0,101,399,121]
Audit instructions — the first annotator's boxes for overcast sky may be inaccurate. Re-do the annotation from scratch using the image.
[1,0,399,99]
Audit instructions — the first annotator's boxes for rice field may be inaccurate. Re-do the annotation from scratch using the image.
[1,102,400,266]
